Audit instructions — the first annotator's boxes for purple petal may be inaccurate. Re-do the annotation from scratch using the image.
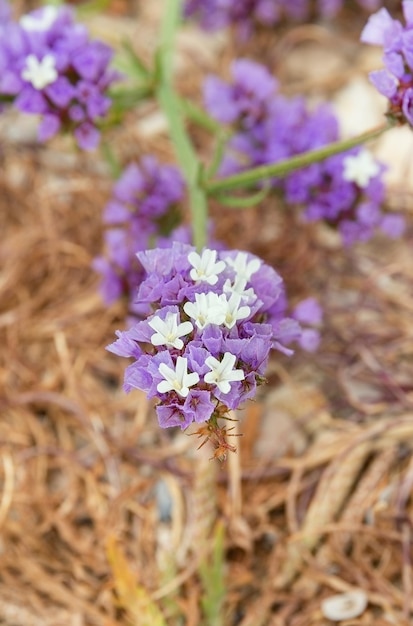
[369,69,398,98]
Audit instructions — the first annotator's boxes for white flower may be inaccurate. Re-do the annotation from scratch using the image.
[226,252,261,282]
[21,54,58,90]
[342,150,380,188]
[183,292,225,329]
[220,293,250,329]
[157,357,199,398]
[188,249,226,285]
[223,276,256,302]
[204,352,245,394]
[148,312,193,349]
[20,6,58,31]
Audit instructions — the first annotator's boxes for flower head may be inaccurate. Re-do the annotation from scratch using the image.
[188,249,226,284]
[361,3,413,128]
[149,312,193,349]
[204,59,404,246]
[204,352,245,394]
[0,4,120,149]
[157,356,200,397]
[108,244,296,440]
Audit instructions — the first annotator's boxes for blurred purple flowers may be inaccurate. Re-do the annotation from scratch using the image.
[204,58,405,245]
[108,243,302,430]
[185,0,381,35]
[0,4,120,149]
[93,156,189,315]
[361,1,413,128]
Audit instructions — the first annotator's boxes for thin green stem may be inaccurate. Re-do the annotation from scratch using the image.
[156,0,208,251]
[179,98,222,133]
[204,122,391,196]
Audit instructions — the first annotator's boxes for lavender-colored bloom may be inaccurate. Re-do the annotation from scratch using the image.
[94,157,187,312]
[361,3,413,128]
[204,58,277,129]
[293,298,323,326]
[299,328,321,352]
[0,4,120,149]
[108,244,298,430]
[185,0,381,34]
[380,213,406,238]
[0,0,11,24]
[204,60,404,245]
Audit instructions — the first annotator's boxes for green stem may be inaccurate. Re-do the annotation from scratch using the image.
[204,122,391,196]
[156,0,208,251]
[179,98,222,133]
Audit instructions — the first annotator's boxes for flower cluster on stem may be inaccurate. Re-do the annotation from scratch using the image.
[204,58,405,244]
[361,1,413,128]
[107,244,301,452]
[0,4,120,149]
[93,156,190,315]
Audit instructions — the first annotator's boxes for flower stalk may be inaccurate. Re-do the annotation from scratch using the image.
[204,122,392,195]
[156,0,209,251]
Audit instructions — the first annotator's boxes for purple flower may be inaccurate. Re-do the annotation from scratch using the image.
[108,245,298,430]
[204,58,277,129]
[183,390,215,423]
[204,60,404,246]
[292,298,323,326]
[0,4,121,149]
[185,0,381,34]
[94,157,187,310]
[361,3,413,128]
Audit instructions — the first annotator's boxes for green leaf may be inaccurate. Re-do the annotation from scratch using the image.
[119,39,151,81]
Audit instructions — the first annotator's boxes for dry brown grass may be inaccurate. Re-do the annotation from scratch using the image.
[1,3,413,625]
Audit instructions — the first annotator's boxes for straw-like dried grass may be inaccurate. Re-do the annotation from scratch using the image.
[1,3,413,625]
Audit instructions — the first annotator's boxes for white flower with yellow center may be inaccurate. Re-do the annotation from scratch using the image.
[204,352,245,394]
[342,150,380,188]
[183,292,225,329]
[157,357,199,398]
[21,54,58,90]
[188,249,226,285]
[148,312,193,349]
[219,292,250,329]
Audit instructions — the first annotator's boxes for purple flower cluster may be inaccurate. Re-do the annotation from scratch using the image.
[93,157,188,315]
[184,0,381,35]
[0,4,120,149]
[108,243,301,430]
[361,2,413,128]
[204,58,405,245]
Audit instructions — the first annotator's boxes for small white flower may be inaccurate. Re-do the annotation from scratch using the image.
[20,6,58,31]
[220,292,250,329]
[148,312,193,349]
[157,357,199,398]
[204,352,245,394]
[223,276,256,302]
[21,54,58,90]
[342,150,380,188]
[188,249,226,285]
[183,292,225,329]
[226,252,261,282]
